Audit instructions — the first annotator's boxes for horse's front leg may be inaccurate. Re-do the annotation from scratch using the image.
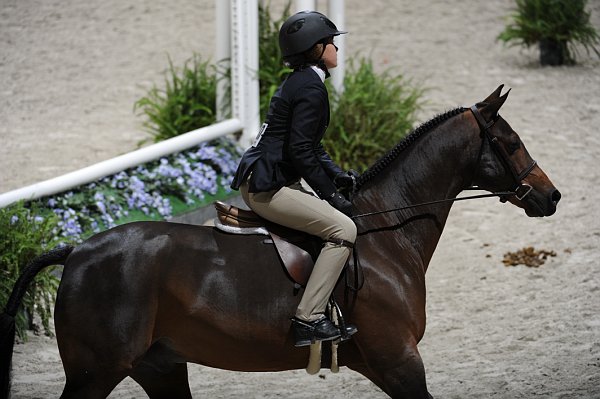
[343,304,432,399]
[382,344,430,398]
[354,340,430,398]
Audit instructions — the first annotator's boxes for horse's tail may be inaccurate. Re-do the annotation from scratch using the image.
[0,244,74,399]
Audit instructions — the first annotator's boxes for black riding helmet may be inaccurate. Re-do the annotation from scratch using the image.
[279,11,347,58]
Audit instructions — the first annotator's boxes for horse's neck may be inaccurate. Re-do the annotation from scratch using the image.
[354,113,480,268]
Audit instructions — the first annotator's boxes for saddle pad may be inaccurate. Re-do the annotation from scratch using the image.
[213,218,268,236]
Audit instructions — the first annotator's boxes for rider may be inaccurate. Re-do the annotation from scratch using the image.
[230,10,358,347]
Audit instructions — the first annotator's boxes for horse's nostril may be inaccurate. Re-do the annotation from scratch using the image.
[551,189,561,204]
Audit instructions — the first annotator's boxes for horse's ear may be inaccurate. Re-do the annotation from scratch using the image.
[483,84,505,103]
[480,89,510,121]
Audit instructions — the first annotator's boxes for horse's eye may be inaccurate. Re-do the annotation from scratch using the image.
[507,141,521,154]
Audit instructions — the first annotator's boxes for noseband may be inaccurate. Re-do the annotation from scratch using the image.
[470,105,537,202]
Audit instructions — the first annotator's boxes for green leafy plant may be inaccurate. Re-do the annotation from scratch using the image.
[324,58,424,171]
[135,54,218,143]
[258,1,293,120]
[497,0,600,65]
[0,202,64,340]
[135,3,292,142]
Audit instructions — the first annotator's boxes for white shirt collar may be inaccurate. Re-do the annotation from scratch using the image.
[310,65,326,82]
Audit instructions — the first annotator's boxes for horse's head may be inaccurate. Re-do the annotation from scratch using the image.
[470,85,561,217]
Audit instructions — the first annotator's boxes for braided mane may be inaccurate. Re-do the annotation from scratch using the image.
[356,107,468,190]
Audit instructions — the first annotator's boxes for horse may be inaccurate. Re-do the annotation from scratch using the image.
[0,86,561,398]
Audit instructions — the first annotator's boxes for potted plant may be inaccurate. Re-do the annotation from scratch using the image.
[497,0,600,65]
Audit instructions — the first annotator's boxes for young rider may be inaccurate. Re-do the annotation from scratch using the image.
[231,10,358,347]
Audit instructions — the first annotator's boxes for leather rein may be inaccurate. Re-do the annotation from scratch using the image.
[351,105,537,220]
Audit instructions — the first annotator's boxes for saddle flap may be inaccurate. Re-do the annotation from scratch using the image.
[270,232,314,286]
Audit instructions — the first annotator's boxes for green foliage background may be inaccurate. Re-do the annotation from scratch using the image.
[134,55,218,143]
[258,2,293,120]
[325,59,423,172]
[497,0,600,64]
[0,203,63,340]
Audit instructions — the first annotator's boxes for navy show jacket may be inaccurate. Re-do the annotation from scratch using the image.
[230,67,343,199]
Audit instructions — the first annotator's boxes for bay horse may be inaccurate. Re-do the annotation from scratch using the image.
[0,86,560,398]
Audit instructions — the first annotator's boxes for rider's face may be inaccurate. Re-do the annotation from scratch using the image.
[321,38,338,69]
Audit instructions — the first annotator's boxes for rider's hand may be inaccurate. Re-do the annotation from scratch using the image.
[327,192,353,217]
[334,170,359,190]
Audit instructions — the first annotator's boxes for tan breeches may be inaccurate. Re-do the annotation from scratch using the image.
[240,180,357,322]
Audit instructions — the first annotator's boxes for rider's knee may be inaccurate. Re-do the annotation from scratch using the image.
[331,218,357,243]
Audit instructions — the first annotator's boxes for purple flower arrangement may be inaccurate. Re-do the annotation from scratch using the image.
[40,138,243,243]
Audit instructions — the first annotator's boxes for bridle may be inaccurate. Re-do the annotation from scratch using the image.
[351,105,537,220]
[469,105,537,203]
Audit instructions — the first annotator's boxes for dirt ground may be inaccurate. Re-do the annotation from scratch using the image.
[2,0,599,398]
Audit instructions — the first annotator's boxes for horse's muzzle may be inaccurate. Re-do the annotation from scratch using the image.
[524,187,561,217]
[548,188,562,214]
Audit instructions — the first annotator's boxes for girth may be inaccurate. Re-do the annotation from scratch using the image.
[214,201,353,287]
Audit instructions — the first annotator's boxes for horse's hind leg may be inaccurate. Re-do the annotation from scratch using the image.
[125,338,192,398]
[56,322,147,398]
[130,362,192,399]
[56,324,144,398]
[60,367,127,399]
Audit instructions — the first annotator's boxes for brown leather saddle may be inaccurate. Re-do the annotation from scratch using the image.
[214,200,322,287]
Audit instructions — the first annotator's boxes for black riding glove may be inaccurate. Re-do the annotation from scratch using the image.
[334,170,359,190]
[327,192,353,217]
